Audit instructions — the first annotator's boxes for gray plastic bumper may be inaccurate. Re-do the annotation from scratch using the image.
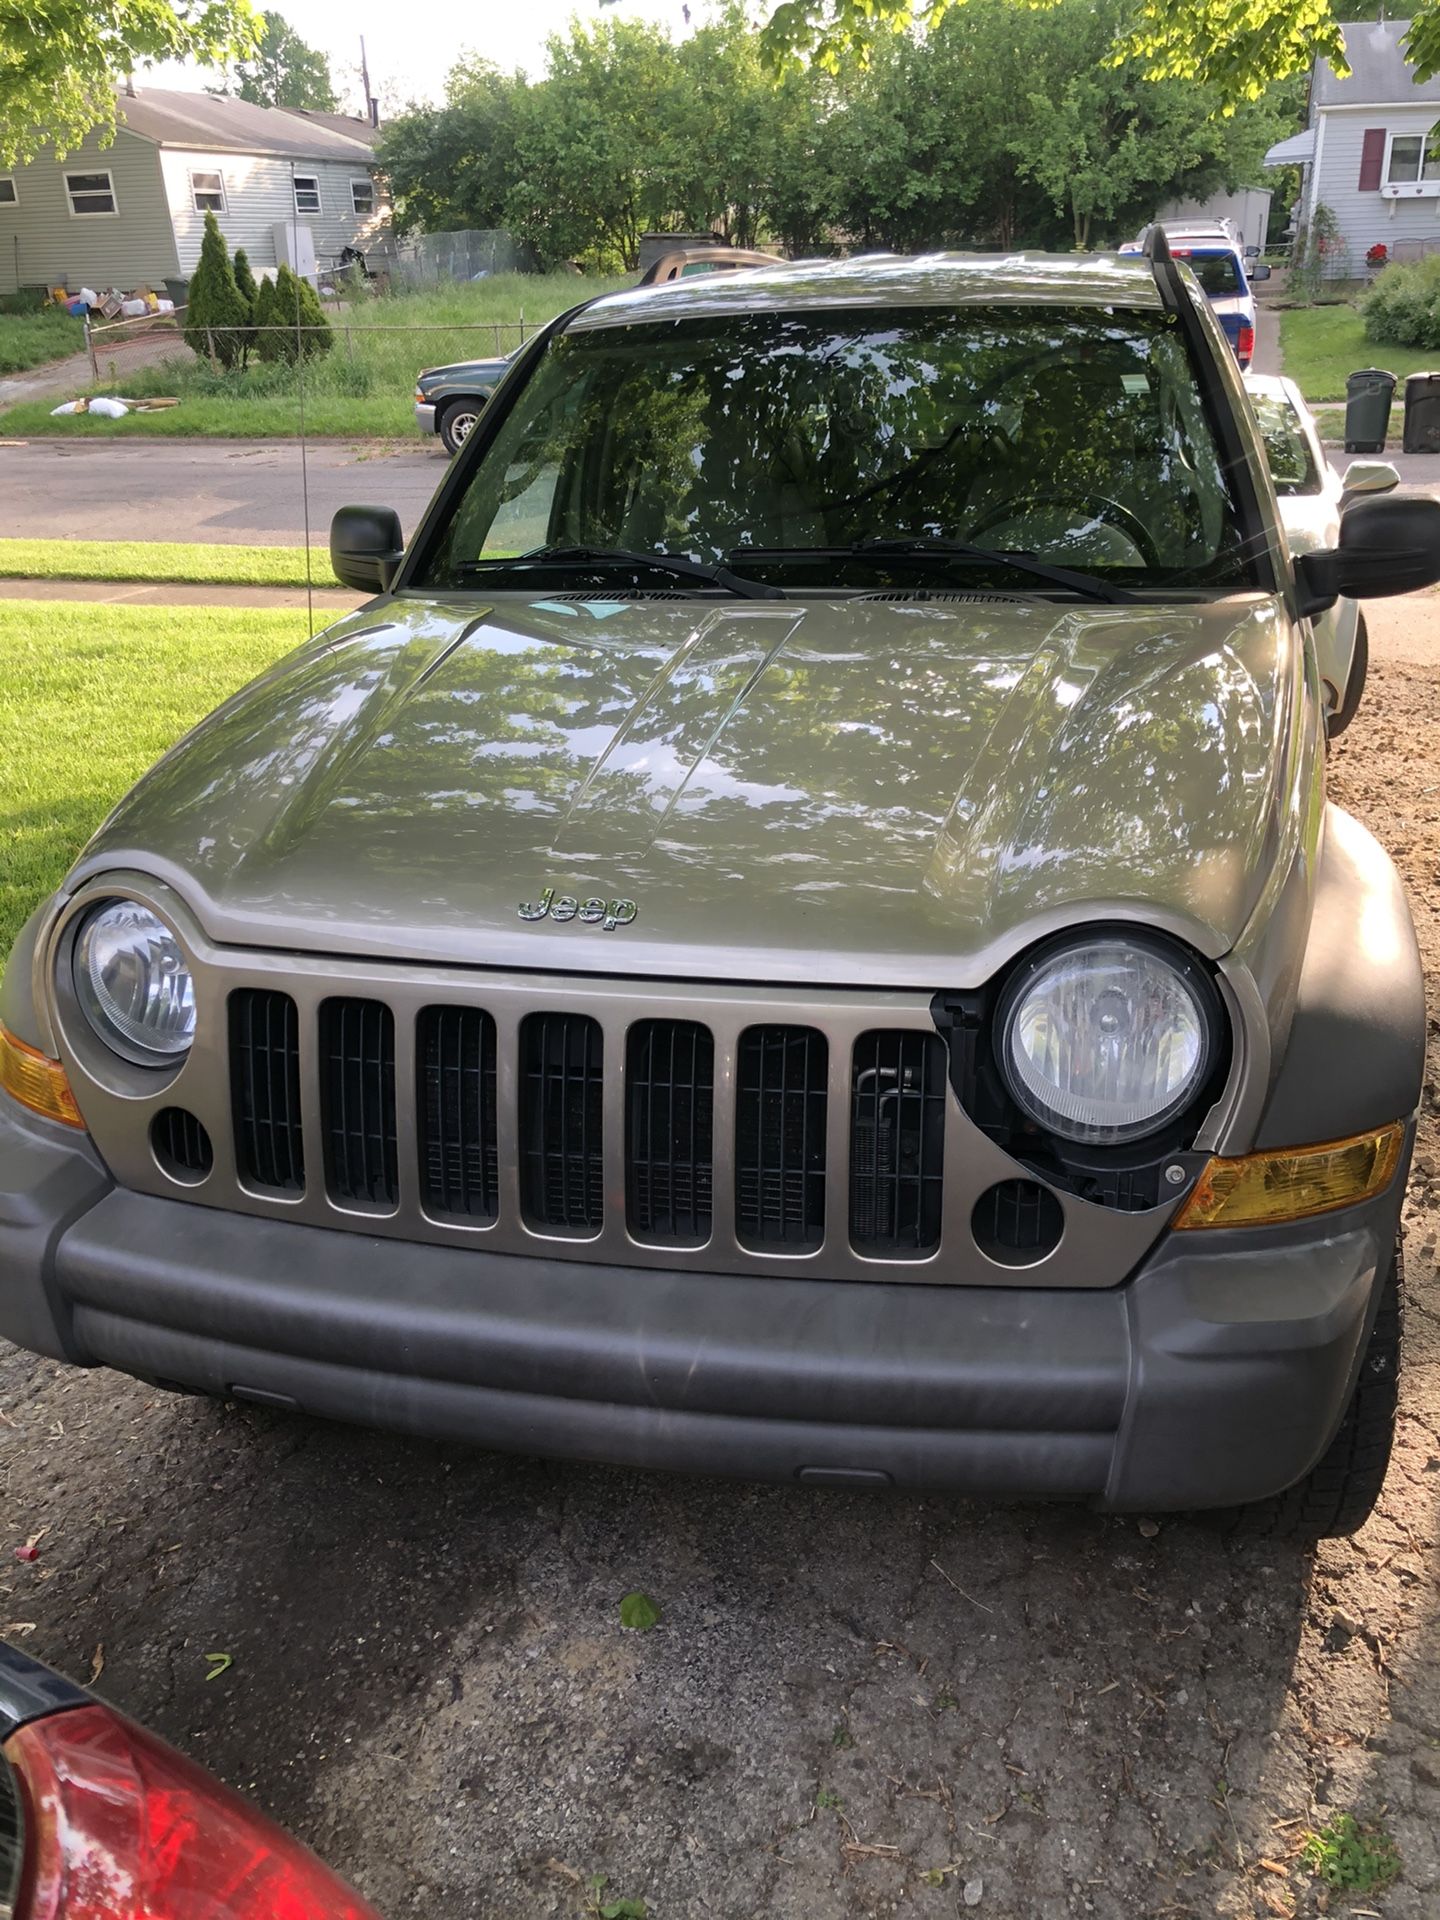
[0,1095,1409,1508]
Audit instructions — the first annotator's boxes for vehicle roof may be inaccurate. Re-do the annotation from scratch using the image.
[571,252,1166,330]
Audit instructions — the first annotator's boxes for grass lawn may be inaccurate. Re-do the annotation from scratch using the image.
[0,272,631,439]
[1278,303,1440,401]
[0,538,341,589]
[0,601,307,960]
[0,306,85,377]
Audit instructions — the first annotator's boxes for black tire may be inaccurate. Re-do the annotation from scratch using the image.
[1328,612,1369,738]
[439,398,482,456]
[1213,1236,1401,1542]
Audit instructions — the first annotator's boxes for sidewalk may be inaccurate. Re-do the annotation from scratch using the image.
[0,577,366,610]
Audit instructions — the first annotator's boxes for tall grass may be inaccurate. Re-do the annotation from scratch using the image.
[0,306,86,376]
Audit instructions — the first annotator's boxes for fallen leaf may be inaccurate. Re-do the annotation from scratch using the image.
[203,1651,233,1681]
[619,1591,661,1632]
[89,1643,105,1684]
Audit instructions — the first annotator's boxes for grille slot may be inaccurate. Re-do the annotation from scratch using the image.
[418,1006,498,1221]
[229,989,304,1192]
[626,1020,714,1243]
[849,1030,945,1253]
[151,1107,213,1183]
[735,1025,828,1248]
[320,997,399,1209]
[520,1013,604,1231]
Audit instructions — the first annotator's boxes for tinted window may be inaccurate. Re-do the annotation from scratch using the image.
[420,305,1256,593]
[1249,391,1321,495]
[1180,252,1244,297]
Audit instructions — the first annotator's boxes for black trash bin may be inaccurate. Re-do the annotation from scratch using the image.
[1345,367,1397,453]
[1404,371,1440,453]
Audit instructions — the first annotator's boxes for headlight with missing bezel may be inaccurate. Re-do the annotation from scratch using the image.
[72,901,196,1064]
[997,934,1218,1147]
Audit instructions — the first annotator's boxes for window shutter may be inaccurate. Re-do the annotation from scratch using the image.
[1359,128,1387,191]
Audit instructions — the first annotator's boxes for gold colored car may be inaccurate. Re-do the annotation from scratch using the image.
[3,241,1436,1535]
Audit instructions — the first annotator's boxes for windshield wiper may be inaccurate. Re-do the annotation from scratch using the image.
[457,546,785,600]
[730,539,1133,604]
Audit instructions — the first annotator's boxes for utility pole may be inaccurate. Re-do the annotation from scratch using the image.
[360,36,379,129]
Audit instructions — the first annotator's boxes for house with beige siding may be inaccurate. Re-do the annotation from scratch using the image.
[1266,18,1440,275]
[0,89,387,297]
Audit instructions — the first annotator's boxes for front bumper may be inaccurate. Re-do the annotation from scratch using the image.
[0,1096,1408,1508]
[414,401,436,435]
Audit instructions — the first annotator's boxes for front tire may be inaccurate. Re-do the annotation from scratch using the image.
[439,399,481,457]
[1214,1236,1401,1541]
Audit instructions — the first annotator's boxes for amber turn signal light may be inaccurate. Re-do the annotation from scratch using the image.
[1173,1123,1404,1230]
[0,1022,85,1129]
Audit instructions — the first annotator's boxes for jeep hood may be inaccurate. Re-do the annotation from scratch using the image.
[75,592,1304,987]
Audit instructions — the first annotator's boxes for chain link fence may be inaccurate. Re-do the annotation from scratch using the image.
[386,230,541,288]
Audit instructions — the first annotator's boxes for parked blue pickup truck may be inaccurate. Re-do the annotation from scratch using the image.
[1122,222,1269,370]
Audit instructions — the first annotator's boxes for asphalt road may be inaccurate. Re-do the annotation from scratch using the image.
[1,597,1438,1920]
[0,437,445,547]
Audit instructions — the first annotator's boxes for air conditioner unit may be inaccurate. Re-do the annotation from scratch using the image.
[272,222,318,280]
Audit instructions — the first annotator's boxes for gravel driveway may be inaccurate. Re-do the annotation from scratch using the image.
[2,601,1438,1920]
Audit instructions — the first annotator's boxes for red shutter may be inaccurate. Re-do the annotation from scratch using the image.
[1359,127,1387,191]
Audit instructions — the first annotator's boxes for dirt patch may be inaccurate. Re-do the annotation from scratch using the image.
[1,615,1438,1920]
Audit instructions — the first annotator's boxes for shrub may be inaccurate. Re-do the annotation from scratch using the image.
[251,272,287,363]
[1362,251,1440,348]
[1289,203,1348,304]
[294,271,333,358]
[183,212,249,370]
[231,248,258,364]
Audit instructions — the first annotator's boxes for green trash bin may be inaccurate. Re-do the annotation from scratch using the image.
[1345,368,1396,453]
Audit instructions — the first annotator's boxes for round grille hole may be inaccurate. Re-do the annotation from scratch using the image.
[972,1179,1064,1268]
[151,1107,213,1185]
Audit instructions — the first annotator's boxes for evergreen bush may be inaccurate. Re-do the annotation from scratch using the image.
[182,212,248,370]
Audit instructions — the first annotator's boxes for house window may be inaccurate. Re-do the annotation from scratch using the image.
[351,178,374,216]
[293,174,321,214]
[0,176,16,207]
[66,170,117,216]
[1387,124,1440,184]
[189,170,226,213]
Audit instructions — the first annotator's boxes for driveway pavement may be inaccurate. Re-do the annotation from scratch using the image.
[0,437,444,546]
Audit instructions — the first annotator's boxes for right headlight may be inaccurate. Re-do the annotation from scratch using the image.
[72,900,196,1064]
[997,934,1218,1147]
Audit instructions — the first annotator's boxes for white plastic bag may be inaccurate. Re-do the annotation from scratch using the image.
[49,400,85,415]
[87,396,129,418]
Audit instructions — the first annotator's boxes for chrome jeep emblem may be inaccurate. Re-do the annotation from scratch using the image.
[518,887,638,931]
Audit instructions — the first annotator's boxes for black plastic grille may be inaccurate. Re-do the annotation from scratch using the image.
[849,1030,945,1253]
[627,1020,714,1243]
[229,989,304,1192]
[972,1178,1064,1266]
[152,1106,213,1181]
[520,1013,604,1230]
[418,1005,499,1220]
[320,997,398,1208]
[735,1025,828,1248]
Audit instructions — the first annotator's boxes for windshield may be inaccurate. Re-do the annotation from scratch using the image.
[1248,391,1321,496]
[1178,251,1245,297]
[418,305,1258,595]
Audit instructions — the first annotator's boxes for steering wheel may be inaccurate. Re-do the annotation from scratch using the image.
[967,489,1162,570]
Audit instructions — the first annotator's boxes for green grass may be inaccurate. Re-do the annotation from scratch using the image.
[0,601,308,959]
[0,272,631,439]
[0,306,85,377]
[0,538,341,589]
[1279,302,1439,401]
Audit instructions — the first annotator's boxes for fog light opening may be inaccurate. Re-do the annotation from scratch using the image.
[972,1178,1064,1268]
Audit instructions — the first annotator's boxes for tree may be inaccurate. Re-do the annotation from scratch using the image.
[377,60,527,238]
[231,245,258,364]
[757,0,1438,106]
[183,210,249,369]
[229,9,336,110]
[251,270,286,362]
[0,0,257,166]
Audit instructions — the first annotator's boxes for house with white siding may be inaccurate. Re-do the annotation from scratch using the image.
[0,89,388,298]
[1266,18,1440,275]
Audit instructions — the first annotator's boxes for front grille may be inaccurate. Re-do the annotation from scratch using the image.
[229,989,304,1191]
[627,1020,714,1243]
[849,1031,945,1253]
[320,997,398,1208]
[520,1012,604,1231]
[418,1005,498,1220]
[735,1025,828,1248]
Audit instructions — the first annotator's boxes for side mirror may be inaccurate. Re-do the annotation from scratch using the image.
[1295,493,1440,615]
[1249,262,1273,282]
[330,505,404,594]
[1244,244,1262,257]
[1340,458,1400,499]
